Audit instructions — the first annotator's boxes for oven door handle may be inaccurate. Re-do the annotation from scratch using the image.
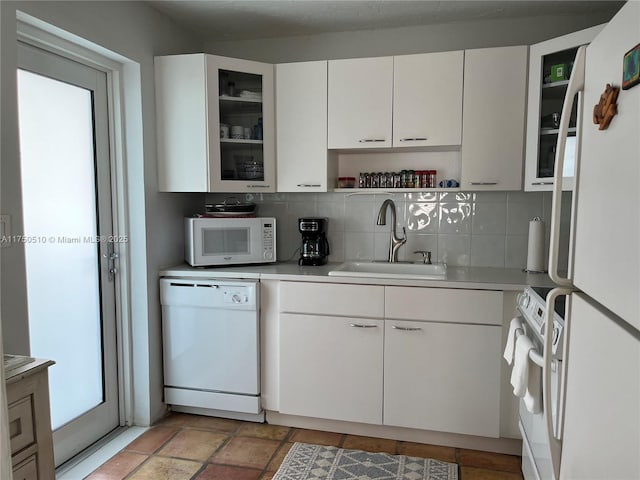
[544,287,573,479]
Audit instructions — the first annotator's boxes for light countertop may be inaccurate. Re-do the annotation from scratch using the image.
[160,262,556,291]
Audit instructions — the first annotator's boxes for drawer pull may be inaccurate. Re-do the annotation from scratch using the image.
[532,181,554,185]
[247,184,271,188]
[349,323,378,328]
[392,325,423,332]
[469,181,498,185]
[399,137,428,142]
[297,184,322,187]
[358,138,386,143]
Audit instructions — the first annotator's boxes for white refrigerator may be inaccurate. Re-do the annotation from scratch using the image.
[547,1,640,479]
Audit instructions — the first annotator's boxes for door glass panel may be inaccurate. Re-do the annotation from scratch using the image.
[17,70,104,430]
[537,47,580,179]
[203,228,249,255]
[218,69,264,182]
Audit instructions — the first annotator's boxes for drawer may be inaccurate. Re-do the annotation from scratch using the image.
[13,455,38,480]
[385,287,503,325]
[8,395,35,456]
[280,281,384,318]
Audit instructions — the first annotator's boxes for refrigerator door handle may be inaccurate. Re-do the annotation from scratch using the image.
[543,287,574,480]
[549,46,586,286]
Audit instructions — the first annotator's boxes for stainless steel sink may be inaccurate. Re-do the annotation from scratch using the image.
[328,261,447,280]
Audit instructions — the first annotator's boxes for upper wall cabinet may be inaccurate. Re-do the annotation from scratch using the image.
[524,25,603,192]
[393,51,463,148]
[155,53,275,193]
[276,61,337,192]
[327,53,464,151]
[328,57,394,149]
[461,46,528,191]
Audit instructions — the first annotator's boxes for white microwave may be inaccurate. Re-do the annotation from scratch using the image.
[185,217,276,267]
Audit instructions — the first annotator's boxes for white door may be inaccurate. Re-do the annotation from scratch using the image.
[276,61,333,192]
[461,46,528,190]
[17,42,120,466]
[327,57,393,148]
[279,313,383,424]
[393,51,464,147]
[560,293,640,479]
[572,1,639,327]
[383,320,502,437]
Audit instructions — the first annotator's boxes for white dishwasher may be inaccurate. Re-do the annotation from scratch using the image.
[160,278,263,421]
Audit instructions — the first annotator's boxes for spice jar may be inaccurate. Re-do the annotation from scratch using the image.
[337,177,356,188]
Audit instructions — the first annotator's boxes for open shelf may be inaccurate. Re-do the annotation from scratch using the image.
[333,187,461,193]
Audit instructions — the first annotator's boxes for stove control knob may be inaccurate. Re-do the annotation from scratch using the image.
[518,292,530,309]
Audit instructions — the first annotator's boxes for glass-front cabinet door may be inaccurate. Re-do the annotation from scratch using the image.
[207,55,275,192]
[524,25,603,192]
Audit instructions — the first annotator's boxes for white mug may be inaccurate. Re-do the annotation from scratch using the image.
[231,125,244,139]
[220,124,229,139]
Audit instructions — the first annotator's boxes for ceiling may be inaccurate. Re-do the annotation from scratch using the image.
[146,0,624,43]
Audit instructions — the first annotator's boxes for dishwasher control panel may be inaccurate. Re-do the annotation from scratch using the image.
[160,278,258,310]
[224,288,250,304]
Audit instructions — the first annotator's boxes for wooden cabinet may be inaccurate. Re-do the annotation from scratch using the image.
[524,25,603,191]
[276,61,337,192]
[278,282,384,423]
[155,53,275,192]
[393,51,463,148]
[6,358,55,480]
[277,281,504,437]
[461,46,528,190]
[279,313,383,424]
[328,57,394,149]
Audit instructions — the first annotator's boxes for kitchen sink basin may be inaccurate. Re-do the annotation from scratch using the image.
[328,261,447,280]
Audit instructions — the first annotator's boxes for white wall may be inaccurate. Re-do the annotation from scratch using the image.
[0,0,202,426]
[203,10,618,63]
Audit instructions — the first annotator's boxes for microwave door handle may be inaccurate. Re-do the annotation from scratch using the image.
[543,287,574,480]
[549,46,585,287]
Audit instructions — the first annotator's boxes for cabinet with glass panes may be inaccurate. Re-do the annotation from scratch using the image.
[524,25,603,192]
[155,53,275,193]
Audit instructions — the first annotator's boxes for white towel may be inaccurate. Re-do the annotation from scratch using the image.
[524,360,542,414]
[503,316,523,365]
[511,334,535,397]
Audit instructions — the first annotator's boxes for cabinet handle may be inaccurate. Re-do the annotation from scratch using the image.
[297,184,322,188]
[468,182,498,185]
[349,323,378,328]
[391,325,423,332]
[399,137,428,142]
[358,138,386,143]
[247,184,271,188]
[532,181,554,185]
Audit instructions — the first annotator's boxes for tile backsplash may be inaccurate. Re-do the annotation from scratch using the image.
[205,191,571,269]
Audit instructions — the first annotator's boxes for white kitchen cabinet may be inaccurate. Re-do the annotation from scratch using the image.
[461,46,528,190]
[328,56,393,149]
[277,281,504,437]
[279,313,384,424]
[524,25,603,191]
[385,286,503,325]
[155,53,275,193]
[384,320,502,437]
[276,61,337,192]
[393,51,464,148]
[278,281,384,423]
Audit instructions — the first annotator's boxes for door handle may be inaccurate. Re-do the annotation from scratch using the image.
[391,325,423,331]
[349,323,378,328]
[102,241,119,282]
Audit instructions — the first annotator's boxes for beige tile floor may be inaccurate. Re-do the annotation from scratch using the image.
[85,413,524,480]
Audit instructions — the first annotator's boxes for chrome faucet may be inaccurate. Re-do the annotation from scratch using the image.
[376,199,407,263]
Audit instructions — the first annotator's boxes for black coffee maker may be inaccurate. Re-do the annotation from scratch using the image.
[298,218,330,266]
